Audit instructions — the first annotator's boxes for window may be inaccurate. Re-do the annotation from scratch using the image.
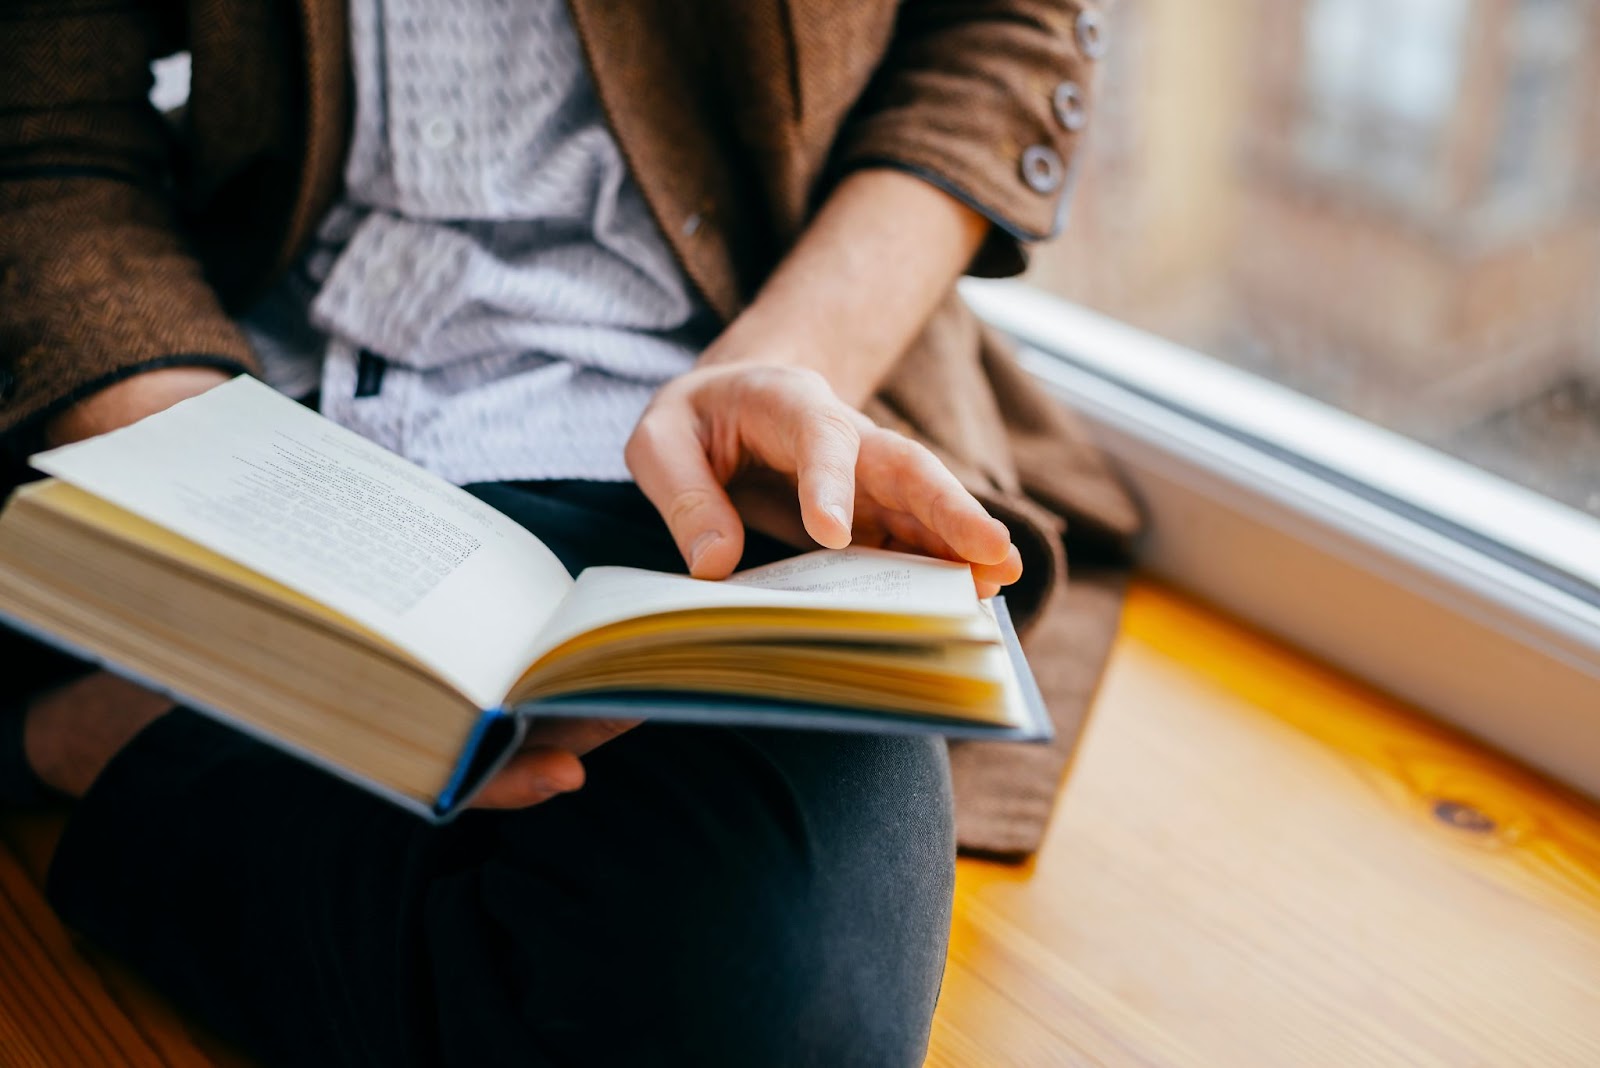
[1487,0,1586,218]
[1297,0,1469,204]
[1022,0,1600,520]
[976,0,1600,795]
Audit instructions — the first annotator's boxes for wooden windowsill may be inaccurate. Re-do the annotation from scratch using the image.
[4,578,1599,1065]
[930,580,1600,1065]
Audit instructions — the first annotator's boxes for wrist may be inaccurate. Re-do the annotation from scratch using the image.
[44,366,235,448]
[23,673,175,800]
[699,304,874,408]
[699,170,985,408]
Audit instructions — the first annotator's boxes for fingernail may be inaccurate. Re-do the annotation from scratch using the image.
[825,504,851,532]
[690,531,722,570]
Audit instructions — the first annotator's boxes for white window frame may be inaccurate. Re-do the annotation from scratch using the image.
[963,279,1600,799]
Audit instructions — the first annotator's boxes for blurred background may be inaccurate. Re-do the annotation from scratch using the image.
[1027,0,1600,517]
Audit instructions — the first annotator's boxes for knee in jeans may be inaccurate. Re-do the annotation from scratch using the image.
[439,730,955,1067]
[681,733,956,1066]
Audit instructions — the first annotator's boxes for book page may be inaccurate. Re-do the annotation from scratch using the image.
[31,377,574,708]
[725,547,973,605]
[525,546,991,665]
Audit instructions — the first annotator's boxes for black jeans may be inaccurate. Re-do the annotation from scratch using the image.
[40,481,957,1067]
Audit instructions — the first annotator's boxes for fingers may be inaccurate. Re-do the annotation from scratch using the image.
[626,404,746,579]
[858,430,1013,566]
[470,747,584,809]
[727,469,813,549]
[873,505,1024,596]
[469,719,642,809]
[737,368,861,549]
[520,716,642,757]
[967,545,1024,597]
[631,366,862,565]
[976,544,1024,591]
[793,406,861,550]
[627,363,1015,585]
[873,505,959,561]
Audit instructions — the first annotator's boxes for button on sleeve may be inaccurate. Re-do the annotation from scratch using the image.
[1052,81,1088,132]
[828,0,1105,276]
[1020,145,1065,194]
[1075,8,1109,60]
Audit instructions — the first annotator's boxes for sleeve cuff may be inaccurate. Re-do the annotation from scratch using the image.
[834,133,1084,280]
[1,354,257,476]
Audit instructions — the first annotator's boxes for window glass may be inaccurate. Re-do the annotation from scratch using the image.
[1027,0,1600,517]
[1298,0,1467,202]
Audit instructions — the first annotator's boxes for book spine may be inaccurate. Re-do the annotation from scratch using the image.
[432,708,526,817]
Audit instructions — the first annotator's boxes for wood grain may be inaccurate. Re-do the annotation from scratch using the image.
[0,839,169,1067]
[0,809,253,1068]
[929,580,1600,1066]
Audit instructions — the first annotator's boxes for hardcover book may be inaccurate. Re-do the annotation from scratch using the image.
[0,378,1050,818]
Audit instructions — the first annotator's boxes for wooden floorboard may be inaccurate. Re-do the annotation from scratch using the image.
[928,580,1600,1066]
[0,841,171,1067]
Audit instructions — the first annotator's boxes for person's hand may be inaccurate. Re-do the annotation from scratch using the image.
[469,717,641,809]
[44,366,233,446]
[625,363,1023,597]
[17,368,237,803]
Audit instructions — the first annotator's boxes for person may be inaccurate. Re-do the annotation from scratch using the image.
[0,1,1128,1064]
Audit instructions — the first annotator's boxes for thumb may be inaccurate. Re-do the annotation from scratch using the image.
[625,406,747,578]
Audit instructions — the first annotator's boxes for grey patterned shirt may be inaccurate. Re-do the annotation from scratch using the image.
[241,0,712,483]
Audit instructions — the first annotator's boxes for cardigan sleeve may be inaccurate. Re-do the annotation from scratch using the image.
[0,0,258,463]
[831,0,1106,277]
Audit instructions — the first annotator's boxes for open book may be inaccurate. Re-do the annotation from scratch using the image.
[0,378,1049,819]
